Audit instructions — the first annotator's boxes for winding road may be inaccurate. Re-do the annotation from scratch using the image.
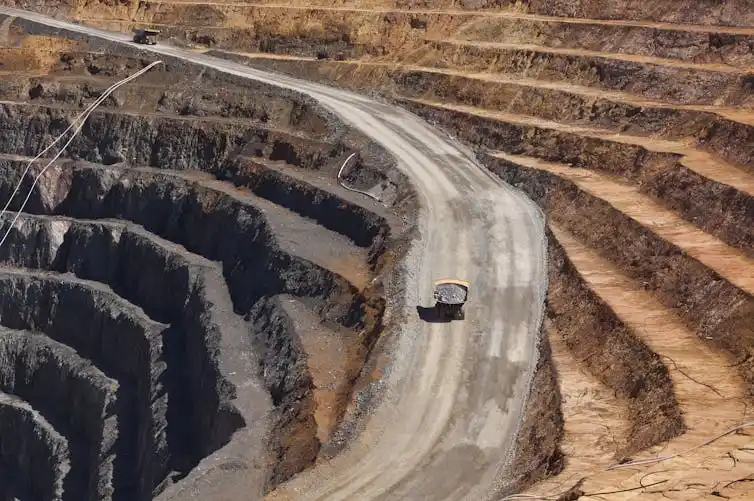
[0,8,548,500]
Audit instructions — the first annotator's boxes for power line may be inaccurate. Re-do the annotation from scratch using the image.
[0,60,163,249]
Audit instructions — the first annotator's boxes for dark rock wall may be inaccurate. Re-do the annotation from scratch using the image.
[0,208,353,494]
[0,154,375,497]
[0,392,70,501]
[0,103,344,174]
[0,216,250,473]
[0,327,115,501]
[54,166,362,326]
[0,103,252,171]
[0,269,168,501]
[247,296,318,488]
[0,103,394,255]
[225,158,390,252]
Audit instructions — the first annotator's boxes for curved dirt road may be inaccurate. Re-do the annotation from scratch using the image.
[0,8,548,500]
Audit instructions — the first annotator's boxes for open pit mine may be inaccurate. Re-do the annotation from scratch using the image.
[0,1,752,501]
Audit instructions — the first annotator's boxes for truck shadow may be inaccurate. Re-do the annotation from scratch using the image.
[416,305,450,323]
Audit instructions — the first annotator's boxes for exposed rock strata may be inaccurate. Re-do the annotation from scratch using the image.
[248,296,318,488]
[398,101,754,255]
[0,325,115,501]
[0,391,70,501]
[484,154,754,395]
[0,214,267,483]
[0,268,168,500]
[0,165,373,492]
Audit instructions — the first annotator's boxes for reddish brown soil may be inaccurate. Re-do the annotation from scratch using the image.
[485,153,754,396]
[545,226,684,457]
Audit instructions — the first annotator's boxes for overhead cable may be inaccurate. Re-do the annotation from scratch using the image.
[0,60,163,249]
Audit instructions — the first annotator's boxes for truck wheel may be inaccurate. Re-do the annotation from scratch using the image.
[437,307,445,322]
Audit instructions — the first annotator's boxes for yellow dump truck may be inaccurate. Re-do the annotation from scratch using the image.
[133,29,160,45]
[432,279,470,321]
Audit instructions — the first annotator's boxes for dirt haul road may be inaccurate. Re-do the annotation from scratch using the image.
[0,8,548,500]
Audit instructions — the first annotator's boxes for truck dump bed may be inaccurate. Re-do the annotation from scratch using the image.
[433,280,469,305]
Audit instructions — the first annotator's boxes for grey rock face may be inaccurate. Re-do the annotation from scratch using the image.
[0,162,366,327]
[0,391,70,501]
[0,269,168,501]
[0,145,386,501]
[0,104,335,174]
[248,296,318,488]
[0,327,115,501]
[0,215,260,487]
[222,157,390,253]
[0,205,347,496]
[0,149,376,497]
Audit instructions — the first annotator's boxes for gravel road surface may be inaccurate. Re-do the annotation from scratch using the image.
[0,8,548,500]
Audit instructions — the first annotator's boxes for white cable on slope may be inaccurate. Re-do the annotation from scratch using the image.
[0,60,163,221]
[337,152,382,202]
[0,60,163,249]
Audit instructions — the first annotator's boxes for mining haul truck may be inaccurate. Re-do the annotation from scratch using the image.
[133,29,160,45]
[433,279,470,321]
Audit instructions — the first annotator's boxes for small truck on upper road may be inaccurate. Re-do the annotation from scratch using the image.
[132,29,160,45]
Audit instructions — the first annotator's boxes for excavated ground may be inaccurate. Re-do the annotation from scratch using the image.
[0,25,417,501]
[32,1,754,499]
[2,1,754,499]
